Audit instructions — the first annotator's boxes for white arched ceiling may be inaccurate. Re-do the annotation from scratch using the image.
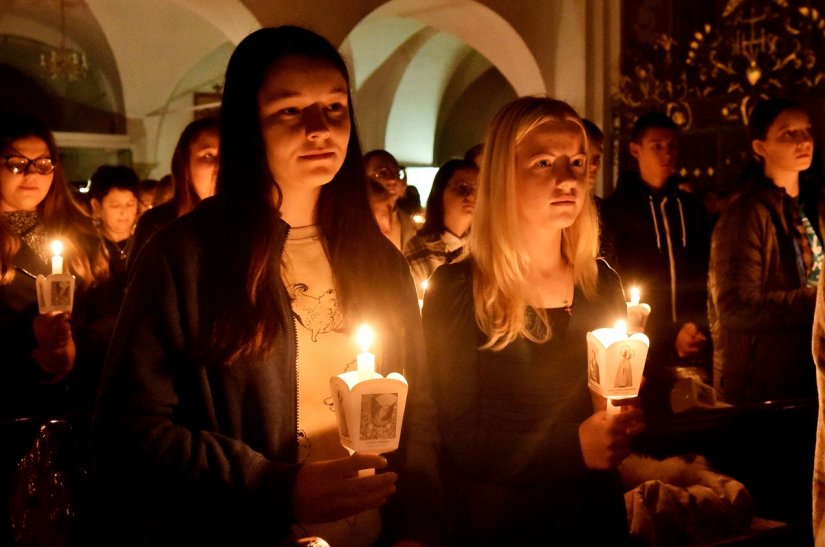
[367,0,544,96]
[85,0,258,176]
[344,0,543,165]
[385,32,471,164]
[85,0,256,118]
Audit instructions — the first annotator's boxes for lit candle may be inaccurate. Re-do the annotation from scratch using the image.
[418,279,429,312]
[50,240,64,275]
[355,324,376,381]
[412,213,425,225]
[626,286,651,334]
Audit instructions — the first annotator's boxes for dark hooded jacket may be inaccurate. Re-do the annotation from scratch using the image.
[601,171,711,369]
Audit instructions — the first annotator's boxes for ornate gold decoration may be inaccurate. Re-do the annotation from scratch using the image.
[617,0,825,129]
[39,0,89,82]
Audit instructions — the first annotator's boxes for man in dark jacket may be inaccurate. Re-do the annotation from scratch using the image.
[601,113,711,412]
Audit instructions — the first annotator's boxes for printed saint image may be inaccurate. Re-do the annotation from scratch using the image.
[288,283,343,341]
[359,393,397,441]
[589,347,600,384]
[51,280,72,307]
[614,345,634,388]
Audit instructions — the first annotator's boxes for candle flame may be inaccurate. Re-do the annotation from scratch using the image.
[421,279,429,293]
[412,214,425,225]
[629,287,640,306]
[614,320,627,334]
[50,240,63,257]
[356,324,374,353]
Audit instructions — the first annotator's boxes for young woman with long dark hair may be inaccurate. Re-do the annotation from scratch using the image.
[93,27,424,546]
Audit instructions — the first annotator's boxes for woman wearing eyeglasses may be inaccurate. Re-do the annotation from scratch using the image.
[403,158,478,296]
[0,112,108,418]
[364,149,417,250]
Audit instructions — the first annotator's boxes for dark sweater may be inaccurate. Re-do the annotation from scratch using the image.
[92,197,425,546]
[414,258,630,545]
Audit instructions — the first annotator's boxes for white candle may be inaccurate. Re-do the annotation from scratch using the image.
[626,287,651,334]
[50,240,63,275]
[355,324,376,381]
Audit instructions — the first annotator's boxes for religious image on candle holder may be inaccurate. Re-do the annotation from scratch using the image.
[329,324,409,455]
[587,321,650,400]
[36,239,76,313]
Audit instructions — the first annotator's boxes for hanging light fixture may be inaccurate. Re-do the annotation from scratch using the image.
[40,0,89,82]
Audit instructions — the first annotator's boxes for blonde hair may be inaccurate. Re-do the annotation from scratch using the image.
[466,96,600,350]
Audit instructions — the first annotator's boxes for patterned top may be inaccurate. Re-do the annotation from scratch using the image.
[798,202,823,287]
[403,230,465,297]
[2,211,48,265]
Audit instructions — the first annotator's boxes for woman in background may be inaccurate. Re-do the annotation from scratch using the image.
[0,112,108,418]
[129,116,219,264]
[408,97,643,545]
[709,97,822,404]
[403,158,478,297]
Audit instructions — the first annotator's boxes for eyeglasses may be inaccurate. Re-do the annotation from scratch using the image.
[3,155,56,175]
[368,167,406,182]
[448,181,477,198]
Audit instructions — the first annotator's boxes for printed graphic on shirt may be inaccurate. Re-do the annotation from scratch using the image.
[288,282,343,341]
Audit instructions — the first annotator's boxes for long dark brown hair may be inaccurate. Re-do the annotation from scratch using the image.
[210,26,397,363]
[0,112,108,285]
[170,116,219,217]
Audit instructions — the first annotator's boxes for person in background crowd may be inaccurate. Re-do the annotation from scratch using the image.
[364,149,416,250]
[582,118,605,209]
[129,118,218,266]
[0,112,108,418]
[92,26,424,546]
[89,165,139,289]
[709,97,822,404]
[601,112,711,414]
[403,158,478,297]
[405,97,643,545]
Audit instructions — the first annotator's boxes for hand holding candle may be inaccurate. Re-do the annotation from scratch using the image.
[626,286,651,334]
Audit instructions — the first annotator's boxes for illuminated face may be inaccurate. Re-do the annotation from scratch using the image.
[188,129,219,200]
[0,136,54,213]
[258,55,350,199]
[515,119,587,231]
[441,167,477,232]
[630,127,678,188]
[365,153,406,202]
[753,109,813,175]
[93,188,138,242]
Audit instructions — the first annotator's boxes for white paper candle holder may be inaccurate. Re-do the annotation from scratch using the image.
[587,326,650,399]
[35,273,75,314]
[329,371,408,455]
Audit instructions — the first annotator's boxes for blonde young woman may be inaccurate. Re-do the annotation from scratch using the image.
[407,97,644,545]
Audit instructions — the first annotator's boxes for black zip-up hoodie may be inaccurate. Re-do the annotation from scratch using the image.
[601,171,711,368]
